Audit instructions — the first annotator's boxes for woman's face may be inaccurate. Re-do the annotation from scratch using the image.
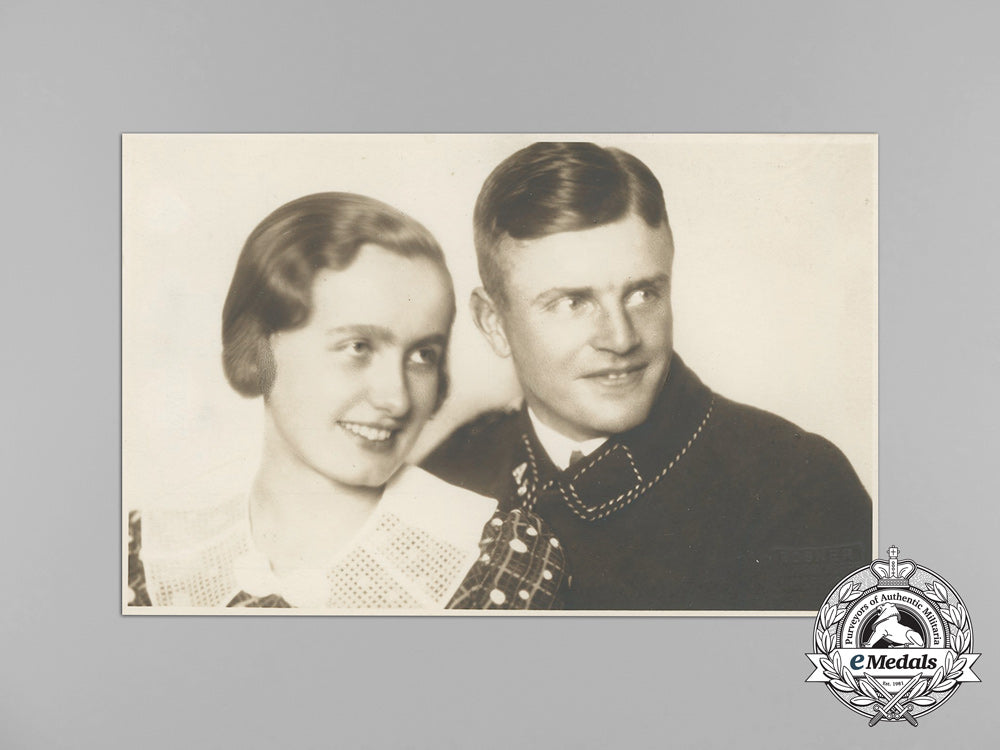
[264,244,454,489]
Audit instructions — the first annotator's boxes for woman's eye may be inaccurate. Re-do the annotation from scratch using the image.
[340,340,372,357]
[408,347,441,367]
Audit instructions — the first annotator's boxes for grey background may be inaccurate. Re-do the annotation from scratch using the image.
[1,1,996,747]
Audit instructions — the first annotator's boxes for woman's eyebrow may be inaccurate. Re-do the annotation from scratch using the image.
[325,327,448,349]
[408,333,448,349]
[325,325,395,343]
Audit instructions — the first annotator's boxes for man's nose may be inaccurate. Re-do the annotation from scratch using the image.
[592,303,640,355]
[368,357,411,418]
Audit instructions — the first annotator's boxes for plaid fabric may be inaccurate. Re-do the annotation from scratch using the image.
[447,508,567,609]
[228,591,293,608]
[126,511,152,607]
[126,508,567,610]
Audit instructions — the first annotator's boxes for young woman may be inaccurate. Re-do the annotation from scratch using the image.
[127,192,566,610]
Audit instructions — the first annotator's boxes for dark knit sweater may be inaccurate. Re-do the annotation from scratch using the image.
[423,354,872,611]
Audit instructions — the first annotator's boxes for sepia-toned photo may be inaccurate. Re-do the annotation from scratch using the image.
[122,134,877,615]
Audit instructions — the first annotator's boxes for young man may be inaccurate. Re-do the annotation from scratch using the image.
[423,142,873,611]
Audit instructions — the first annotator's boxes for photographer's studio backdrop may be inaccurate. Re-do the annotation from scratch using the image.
[123,134,876,515]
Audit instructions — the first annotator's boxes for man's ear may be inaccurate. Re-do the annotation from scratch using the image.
[470,287,511,358]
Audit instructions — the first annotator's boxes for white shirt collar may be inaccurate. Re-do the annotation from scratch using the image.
[527,407,608,471]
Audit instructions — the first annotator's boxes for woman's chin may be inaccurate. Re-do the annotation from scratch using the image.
[318,447,409,490]
[297,428,423,490]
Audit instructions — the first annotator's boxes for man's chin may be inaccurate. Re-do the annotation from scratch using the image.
[528,382,660,440]
[568,385,660,435]
[566,402,655,439]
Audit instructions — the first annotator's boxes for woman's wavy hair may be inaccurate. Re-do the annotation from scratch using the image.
[222,192,455,407]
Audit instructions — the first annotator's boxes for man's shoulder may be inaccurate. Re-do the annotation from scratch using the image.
[445,407,522,446]
[707,393,869,498]
[714,394,841,453]
[421,408,523,498]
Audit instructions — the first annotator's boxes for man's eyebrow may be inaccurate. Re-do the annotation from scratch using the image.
[532,286,595,306]
[532,273,671,306]
[325,325,396,343]
[624,272,671,292]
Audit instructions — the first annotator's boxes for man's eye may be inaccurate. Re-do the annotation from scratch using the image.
[552,296,588,314]
[408,347,441,367]
[625,288,658,307]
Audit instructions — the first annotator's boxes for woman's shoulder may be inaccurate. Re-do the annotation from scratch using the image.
[127,494,250,608]
[382,464,499,541]
[389,464,498,509]
[387,467,570,609]
[447,506,569,610]
[137,493,248,555]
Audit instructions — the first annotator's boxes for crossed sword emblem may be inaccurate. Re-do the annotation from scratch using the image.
[864,673,922,726]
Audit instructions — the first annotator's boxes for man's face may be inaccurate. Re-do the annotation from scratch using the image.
[265,245,454,489]
[485,213,674,441]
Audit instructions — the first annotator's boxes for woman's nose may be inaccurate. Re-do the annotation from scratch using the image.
[368,358,411,418]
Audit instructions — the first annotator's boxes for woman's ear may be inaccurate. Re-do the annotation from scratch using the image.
[470,287,511,358]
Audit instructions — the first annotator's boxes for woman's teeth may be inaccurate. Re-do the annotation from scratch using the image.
[339,422,394,442]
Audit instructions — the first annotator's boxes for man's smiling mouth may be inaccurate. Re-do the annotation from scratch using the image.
[584,363,647,386]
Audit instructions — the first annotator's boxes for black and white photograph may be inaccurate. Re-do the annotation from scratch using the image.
[8,1,1000,746]
[123,134,877,614]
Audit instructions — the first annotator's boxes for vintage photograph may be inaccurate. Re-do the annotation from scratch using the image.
[122,134,877,614]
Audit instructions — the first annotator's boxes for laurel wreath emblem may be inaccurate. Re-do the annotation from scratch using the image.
[813,579,973,713]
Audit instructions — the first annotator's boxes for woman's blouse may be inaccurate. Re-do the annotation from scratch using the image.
[127,466,567,610]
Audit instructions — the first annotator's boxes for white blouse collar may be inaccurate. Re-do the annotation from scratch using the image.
[143,466,498,610]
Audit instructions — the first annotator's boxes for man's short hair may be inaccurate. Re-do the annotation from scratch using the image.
[473,142,670,299]
[222,192,454,402]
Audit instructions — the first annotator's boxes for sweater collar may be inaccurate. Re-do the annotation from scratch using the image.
[511,353,715,522]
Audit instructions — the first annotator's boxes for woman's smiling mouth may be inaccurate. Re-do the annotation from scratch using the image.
[337,421,400,444]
